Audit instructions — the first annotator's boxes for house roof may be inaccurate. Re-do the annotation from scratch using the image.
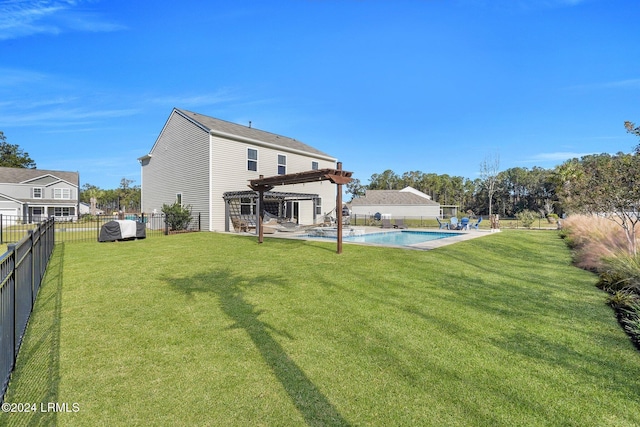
[175,108,335,159]
[0,167,79,186]
[350,189,440,206]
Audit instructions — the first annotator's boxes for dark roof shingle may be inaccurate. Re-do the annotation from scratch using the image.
[0,167,79,185]
[177,108,334,159]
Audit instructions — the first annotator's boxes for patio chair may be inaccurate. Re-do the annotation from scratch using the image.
[472,216,482,230]
[436,217,449,229]
[450,216,460,230]
[381,218,393,229]
[394,218,408,229]
[460,217,470,230]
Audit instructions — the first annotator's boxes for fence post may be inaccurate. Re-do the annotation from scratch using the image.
[0,214,3,245]
[28,230,35,305]
[7,242,16,369]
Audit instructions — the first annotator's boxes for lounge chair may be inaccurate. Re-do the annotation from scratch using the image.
[381,218,393,229]
[394,219,407,229]
[450,216,459,230]
[262,218,278,234]
[436,217,449,229]
[460,217,470,230]
[472,216,482,230]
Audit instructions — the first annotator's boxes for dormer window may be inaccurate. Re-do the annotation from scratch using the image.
[33,187,43,199]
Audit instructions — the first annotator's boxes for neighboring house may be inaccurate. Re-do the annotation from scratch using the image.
[79,202,104,216]
[350,186,441,218]
[0,167,80,222]
[139,108,338,232]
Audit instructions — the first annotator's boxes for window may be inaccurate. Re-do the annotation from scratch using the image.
[54,207,71,217]
[240,198,255,215]
[315,198,322,215]
[53,188,71,200]
[33,187,42,199]
[278,155,286,175]
[248,148,258,171]
[176,193,183,206]
[312,161,319,170]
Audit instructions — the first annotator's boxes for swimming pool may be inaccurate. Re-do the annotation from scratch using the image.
[299,230,458,247]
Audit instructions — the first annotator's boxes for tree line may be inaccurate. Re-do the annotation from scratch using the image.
[346,122,640,226]
[346,166,558,218]
[81,179,141,214]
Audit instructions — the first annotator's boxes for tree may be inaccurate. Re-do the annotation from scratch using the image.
[480,153,500,227]
[0,131,36,168]
[368,169,400,190]
[557,152,640,255]
[117,178,141,212]
[345,177,366,200]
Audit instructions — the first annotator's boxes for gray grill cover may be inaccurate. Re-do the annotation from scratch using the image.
[99,220,146,242]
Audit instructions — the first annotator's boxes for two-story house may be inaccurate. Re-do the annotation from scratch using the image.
[0,167,80,223]
[139,108,338,232]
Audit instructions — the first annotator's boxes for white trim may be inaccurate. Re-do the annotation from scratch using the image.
[209,132,214,232]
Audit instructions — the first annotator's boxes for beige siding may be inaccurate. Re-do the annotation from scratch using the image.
[209,137,336,230]
[141,112,211,229]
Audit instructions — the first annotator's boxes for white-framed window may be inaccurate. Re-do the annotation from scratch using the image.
[54,207,71,217]
[53,188,71,200]
[176,193,183,206]
[33,187,43,199]
[315,198,322,215]
[240,198,255,215]
[312,161,319,170]
[248,148,258,171]
[278,154,286,175]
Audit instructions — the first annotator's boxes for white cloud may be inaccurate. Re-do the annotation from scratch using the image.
[0,0,124,40]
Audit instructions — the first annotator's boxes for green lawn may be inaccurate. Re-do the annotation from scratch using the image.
[3,231,639,426]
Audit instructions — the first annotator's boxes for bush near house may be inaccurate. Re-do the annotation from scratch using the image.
[161,203,192,231]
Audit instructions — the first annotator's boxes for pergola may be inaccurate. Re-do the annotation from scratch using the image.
[249,162,353,254]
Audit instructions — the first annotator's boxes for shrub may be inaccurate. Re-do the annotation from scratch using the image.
[598,253,640,293]
[515,209,538,228]
[561,215,630,271]
[161,203,192,231]
[547,213,559,223]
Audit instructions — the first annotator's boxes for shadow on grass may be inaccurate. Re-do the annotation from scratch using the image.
[166,268,350,427]
[2,244,65,426]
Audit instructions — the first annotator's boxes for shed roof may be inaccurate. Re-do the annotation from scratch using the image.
[0,167,79,186]
[350,190,440,206]
[176,108,334,159]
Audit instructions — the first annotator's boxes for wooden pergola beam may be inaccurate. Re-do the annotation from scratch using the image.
[248,163,353,253]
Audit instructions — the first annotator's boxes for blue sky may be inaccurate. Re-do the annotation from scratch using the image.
[1,0,638,190]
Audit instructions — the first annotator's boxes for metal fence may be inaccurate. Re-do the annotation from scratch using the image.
[0,218,55,401]
[0,213,202,245]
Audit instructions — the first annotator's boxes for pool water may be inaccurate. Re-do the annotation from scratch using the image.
[301,230,456,247]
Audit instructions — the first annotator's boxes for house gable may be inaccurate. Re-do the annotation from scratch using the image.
[22,175,61,186]
[140,108,339,231]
